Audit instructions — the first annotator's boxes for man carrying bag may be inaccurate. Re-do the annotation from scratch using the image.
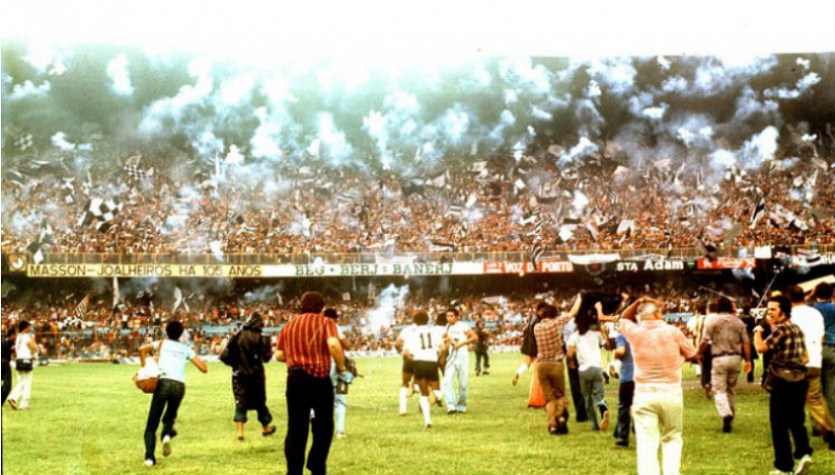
[8,320,37,410]
[754,295,813,475]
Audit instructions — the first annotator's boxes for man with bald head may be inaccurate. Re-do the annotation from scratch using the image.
[619,296,698,475]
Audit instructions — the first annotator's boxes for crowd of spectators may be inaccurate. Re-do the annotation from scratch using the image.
[2,136,833,260]
[0,278,737,360]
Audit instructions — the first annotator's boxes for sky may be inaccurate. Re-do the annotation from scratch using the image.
[3,0,834,59]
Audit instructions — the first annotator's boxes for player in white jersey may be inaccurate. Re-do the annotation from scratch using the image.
[402,311,446,428]
[395,322,418,415]
[442,308,478,414]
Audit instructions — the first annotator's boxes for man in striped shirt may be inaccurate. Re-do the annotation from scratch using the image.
[276,292,352,475]
[534,297,580,435]
[620,296,698,475]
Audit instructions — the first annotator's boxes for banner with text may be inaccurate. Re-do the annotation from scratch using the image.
[23,258,709,278]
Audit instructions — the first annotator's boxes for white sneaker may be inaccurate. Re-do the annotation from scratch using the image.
[767,470,790,475]
[162,436,172,457]
[144,459,155,467]
[794,455,811,475]
[336,432,346,439]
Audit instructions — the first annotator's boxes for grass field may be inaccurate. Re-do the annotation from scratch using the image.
[1,353,833,475]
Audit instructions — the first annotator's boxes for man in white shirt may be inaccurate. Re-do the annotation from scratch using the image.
[787,286,835,447]
[567,305,611,431]
[395,321,418,415]
[442,308,477,414]
[402,311,446,428]
[8,320,37,410]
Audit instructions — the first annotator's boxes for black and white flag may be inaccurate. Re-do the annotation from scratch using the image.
[78,197,123,232]
[749,198,766,229]
[530,241,544,268]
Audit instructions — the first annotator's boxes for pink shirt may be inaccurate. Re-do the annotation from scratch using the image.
[620,319,698,394]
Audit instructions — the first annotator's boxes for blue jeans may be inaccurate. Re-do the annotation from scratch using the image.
[579,366,607,430]
[144,378,185,462]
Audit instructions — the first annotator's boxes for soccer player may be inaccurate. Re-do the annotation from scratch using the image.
[395,318,418,415]
[442,308,477,414]
[402,311,446,428]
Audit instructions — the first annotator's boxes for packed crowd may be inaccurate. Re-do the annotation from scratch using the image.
[0,279,727,361]
[2,138,833,259]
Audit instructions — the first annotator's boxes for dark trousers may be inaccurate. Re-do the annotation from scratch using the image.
[700,346,713,388]
[769,380,812,473]
[144,379,185,462]
[567,360,588,422]
[475,347,489,372]
[1,361,11,405]
[233,373,272,425]
[285,369,335,475]
[235,405,273,425]
[614,380,635,442]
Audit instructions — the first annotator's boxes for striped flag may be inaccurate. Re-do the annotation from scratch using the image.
[530,241,544,268]
[749,198,766,229]
[75,295,90,319]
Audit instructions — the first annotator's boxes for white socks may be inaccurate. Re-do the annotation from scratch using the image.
[399,387,408,414]
[516,363,528,377]
[419,396,431,426]
[433,389,443,402]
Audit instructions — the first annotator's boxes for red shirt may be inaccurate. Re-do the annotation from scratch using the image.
[277,312,338,378]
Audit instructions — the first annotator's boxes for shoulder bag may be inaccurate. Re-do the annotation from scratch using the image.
[764,360,807,392]
[133,341,164,394]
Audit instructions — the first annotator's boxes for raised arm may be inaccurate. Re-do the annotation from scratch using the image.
[138,342,155,367]
[191,355,208,373]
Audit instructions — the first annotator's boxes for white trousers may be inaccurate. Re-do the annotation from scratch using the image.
[633,389,684,475]
[9,370,33,408]
[442,351,469,411]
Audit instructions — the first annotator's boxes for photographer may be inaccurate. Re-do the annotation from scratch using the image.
[325,308,352,439]
[7,320,37,410]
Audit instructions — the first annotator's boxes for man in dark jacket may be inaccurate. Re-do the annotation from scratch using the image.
[225,311,276,440]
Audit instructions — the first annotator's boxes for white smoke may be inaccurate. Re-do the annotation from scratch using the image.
[22,40,65,74]
[250,106,285,159]
[661,76,688,93]
[732,86,780,123]
[688,55,778,96]
[561,137,599,163]
[642,103,668,121]
[673,115,715,149]
[192,129,224,158]
[740,126,779,169]
[106,53,134,96]
[9,80,51,100]
[572,190,589,215]
[363,284,409,335]
[316,113,355,165]
[218,71,258,106]
[574,98,605,138]
[139,56,215,136]
[587,57,637,96]
[51,132,91,151]
[224,145,245,165]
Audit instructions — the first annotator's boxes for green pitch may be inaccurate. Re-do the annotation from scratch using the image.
[0,354,825,474]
